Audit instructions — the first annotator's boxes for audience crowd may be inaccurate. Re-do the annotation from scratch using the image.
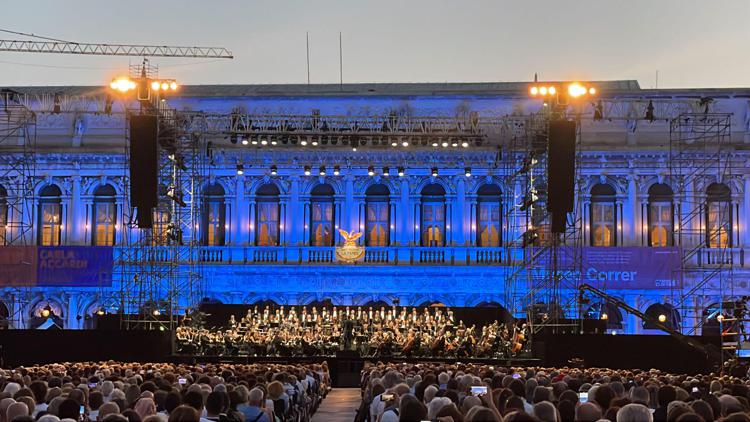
[0,361,330,422]
[359,362,750,422]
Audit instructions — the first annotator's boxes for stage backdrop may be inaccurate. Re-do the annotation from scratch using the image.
[0,246,113,287]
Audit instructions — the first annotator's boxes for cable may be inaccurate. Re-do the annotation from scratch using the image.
[0,28,77,44]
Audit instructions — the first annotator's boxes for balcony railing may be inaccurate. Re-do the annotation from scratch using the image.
[106,245,749,268]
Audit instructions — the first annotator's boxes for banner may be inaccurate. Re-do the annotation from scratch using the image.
[37,247,113,287]
[582,247,680,289]
[0,246,37,286]
[0,246,113,287]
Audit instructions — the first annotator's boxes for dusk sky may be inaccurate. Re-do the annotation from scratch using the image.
[1,0,748,88]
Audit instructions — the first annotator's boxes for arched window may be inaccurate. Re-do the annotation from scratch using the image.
[477,184,502,247]
[202,183,226,246]
[0,184,7,245]
[152,208,171,246]
[421,184,446,247]
[590,183,616,247]
[365,184,390,246]
[256,183,280,246]
[648,183,673,247]
[38,185,62,246]
[310,184,335,246]
[707,183,731,248]
[92,184,117,246]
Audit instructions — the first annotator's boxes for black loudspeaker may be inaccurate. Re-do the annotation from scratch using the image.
[129,115,158,228]
[547,120,577,233]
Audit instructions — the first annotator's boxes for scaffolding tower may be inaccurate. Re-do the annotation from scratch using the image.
[117,102,204,331]
[669,113,735,348]
[0,91,36,328]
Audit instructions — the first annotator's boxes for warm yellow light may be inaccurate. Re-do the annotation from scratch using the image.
[539,86,548,95]
[658,314,667,323]
[601,313,608,320]
[548,86,557,95]
[170,81,178,90]
[41,308,51,318]
[530,86,539,96]
[568,83,587,98]
[151,81,161,91]
[110,77,136,93]
[588,87,597,95]
[161,82,169,91]
[717,314,725,322]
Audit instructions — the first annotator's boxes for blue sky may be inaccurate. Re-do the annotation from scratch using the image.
[1,0,748,88]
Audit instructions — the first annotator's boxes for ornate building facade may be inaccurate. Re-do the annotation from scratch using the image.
[1,80,749,333]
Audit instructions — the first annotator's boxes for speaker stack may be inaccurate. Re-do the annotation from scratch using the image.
[546,120,577,233]
[129,115,159,228]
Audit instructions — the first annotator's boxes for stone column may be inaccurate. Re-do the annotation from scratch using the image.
[624,174,637,246]
[235,176,248,245]
[289,177,301,245]
[70,176,85,245]
[455,178,466,246]
[345,176,355,231]
[399,179,411,245]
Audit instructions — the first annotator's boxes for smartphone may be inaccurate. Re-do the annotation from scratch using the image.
[512,374,521,379]
[692,387,699,393]
[381,394,394,401]
[471,386,488,396]
[79,405,85,415]
[579,392,588,403]
[178,378,187,385]
[88,383,97,388]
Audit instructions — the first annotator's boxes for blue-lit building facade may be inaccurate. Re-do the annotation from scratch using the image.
[1,80,749,334]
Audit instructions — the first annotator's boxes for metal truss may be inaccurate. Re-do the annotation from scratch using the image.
[669,113,735,341]
[0,91,36,328]
[118,103,204,331]
[0,40,233,58]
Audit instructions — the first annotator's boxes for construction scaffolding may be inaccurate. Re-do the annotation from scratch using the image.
[0,91,35,328]
[117,102,205,331]
[669,113,735,348]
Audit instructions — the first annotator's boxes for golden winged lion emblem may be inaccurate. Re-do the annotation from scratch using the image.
[337,229,363,247]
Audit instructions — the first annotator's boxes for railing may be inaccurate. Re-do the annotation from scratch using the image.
[108,245,750,268]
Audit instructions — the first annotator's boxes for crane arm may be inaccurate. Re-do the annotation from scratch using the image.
[0,40,233,58]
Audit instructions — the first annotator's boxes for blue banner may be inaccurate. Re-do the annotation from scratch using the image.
[36,246,113,287]
[582,247,680,289]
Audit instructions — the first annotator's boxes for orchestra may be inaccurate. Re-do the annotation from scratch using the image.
[176,305,529,359]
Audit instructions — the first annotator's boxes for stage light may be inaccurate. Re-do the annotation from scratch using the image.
[304,165,311,176]
[548,86,556,95]
[464,167,471,177]
[153,309,161,316]
[161,82,169,91]
[151,81,161,91]
[311,140,318,146]
[271,140,277,146]
[431,167,438,177]
[236,164,244,175]
[588,87,596,95]
[658,314,667,323]
[451,141,458,147]
[301,139,308,146]
[462,141,469,148]
[391,141,398,147]
[319,165,326,176]
[170,81,178,90]
[530,86,539,96]
[110,77,137,93]
[41,305,52,318]
[333,165,340,176]
[568,83,587,98]
[383,166,390,176]
[241,138,249,145]
[270,165,277,176]
[352,147,357,152]
[539,86,548,95]
[261,139,268,146]
[368,165,375,176]
[717,314,725,322]
[402,141,409,147]
[397,166,405,177]
[432,142,439,147]
[601,313,608,320]
[96,309,105,316]
[441,142,448,148]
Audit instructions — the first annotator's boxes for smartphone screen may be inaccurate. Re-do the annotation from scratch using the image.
[579,392,588,403]
[178,378,187,385]
[381,394,394,401]
[88,383,97,388]
[79,405,85,415]
[471,386,488,396]
[512,374,521,379]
